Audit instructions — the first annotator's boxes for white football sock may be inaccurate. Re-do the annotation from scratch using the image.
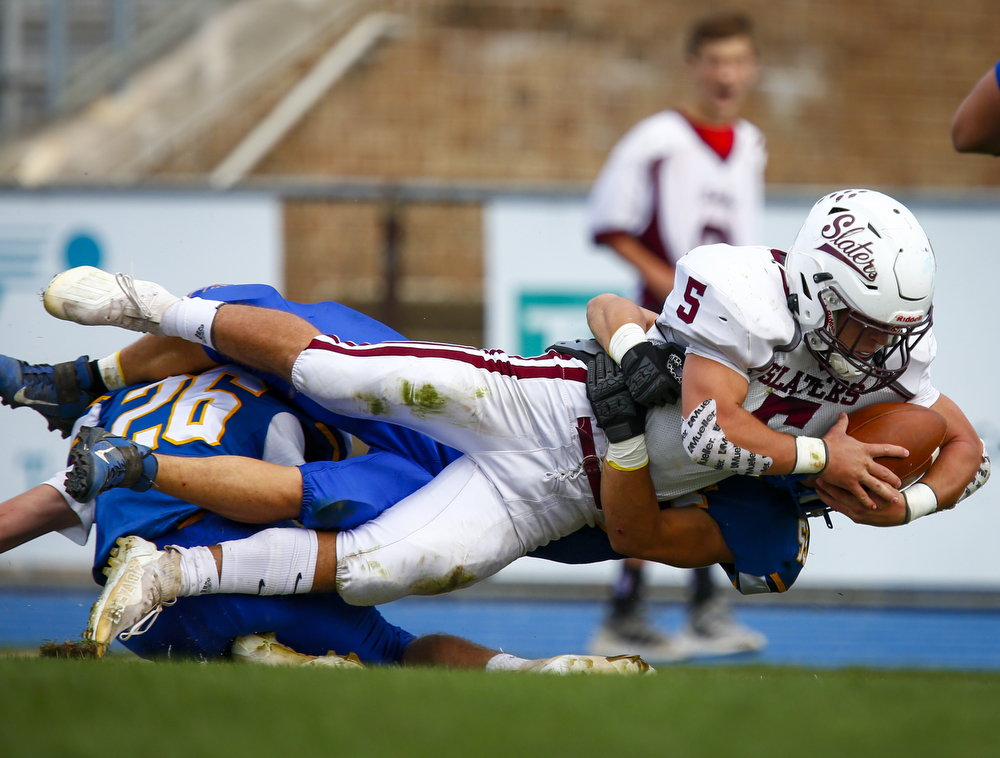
[486,653,531,672]
[218,528,318,596]
[160,297,225,350]
[171,545,220,597]
[96,352,127,391]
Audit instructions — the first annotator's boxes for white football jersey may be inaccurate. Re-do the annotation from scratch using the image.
[640,244,940,500]
[588,110,766,309]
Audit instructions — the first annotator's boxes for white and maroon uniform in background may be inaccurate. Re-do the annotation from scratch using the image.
[588,109,766,310]
[293,246,937,606]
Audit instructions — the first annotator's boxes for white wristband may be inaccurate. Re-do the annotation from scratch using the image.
[608,323,647,364]
[792,436,828,474]
[606,435,649,472]
[903,482,938,524]
[97,351,127,391]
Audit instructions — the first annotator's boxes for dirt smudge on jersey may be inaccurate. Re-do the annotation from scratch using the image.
[354,392,391,416]
[409,566,477,595]
[400,380,448,416]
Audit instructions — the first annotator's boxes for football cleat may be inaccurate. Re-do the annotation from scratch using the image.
[85,535,181,653]
[231,633,364,669]
[65,426,158,503]
[588,613,687,663]
[0,354,97,437]
[522,654,654,675]
[672,596,767,658]
[43,266,180,336]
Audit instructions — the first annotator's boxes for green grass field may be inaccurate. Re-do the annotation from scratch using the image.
[2,656,999,757]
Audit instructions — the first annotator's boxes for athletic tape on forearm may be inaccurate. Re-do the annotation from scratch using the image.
[792,436,828,474]
[606,435,649,471]
[903,482,938,524]
[608,323,647,364]
[97,351,127,391]
[681,399,773,475]
[958,439,991,504]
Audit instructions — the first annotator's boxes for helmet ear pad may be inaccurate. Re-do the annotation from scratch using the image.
[785,251,828,330]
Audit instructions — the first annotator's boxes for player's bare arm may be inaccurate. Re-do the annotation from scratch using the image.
[602,233,677,304]
[683,353,906,508]
[817,393,988,526]
[600,461,733,566]
[117,334,219,386]
[0,484,82,553]
[211,304,321,381]
[951,65,1000,154]
[586,293,659,349]
[916,394,984,507]
[151,455,304,524]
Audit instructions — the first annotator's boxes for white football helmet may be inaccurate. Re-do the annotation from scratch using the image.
[785,189,935,392]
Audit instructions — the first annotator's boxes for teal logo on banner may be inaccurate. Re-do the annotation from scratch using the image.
[517,291,622,356]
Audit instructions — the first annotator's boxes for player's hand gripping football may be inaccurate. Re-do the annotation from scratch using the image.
[815,482,909,527]
[619,342,684,407]
[815,413,909,511]
[586,352,646,443]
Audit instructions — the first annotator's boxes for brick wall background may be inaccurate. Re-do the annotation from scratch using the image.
[161,0,1000,342]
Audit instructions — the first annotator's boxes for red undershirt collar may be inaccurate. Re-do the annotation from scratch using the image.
[682,113,736,160]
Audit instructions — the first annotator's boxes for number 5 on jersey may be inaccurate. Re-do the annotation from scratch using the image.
[676,277,707,324]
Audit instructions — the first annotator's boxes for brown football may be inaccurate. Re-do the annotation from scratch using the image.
[846,402,947,487]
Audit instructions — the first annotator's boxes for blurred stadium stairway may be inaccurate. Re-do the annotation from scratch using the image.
[0,0,391,185]
[0,0,230,138]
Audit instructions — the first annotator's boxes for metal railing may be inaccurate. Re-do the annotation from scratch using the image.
[0,0,228,137]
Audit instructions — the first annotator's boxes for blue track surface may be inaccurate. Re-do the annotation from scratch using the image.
[3,587,999,670]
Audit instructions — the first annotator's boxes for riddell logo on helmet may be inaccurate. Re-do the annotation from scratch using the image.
[816,214,878,282]
[894,314,923,323]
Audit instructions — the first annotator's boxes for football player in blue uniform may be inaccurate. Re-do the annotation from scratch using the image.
[0,362,651,673]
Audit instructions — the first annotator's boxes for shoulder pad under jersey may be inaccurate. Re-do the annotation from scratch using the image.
[658,245,798,376]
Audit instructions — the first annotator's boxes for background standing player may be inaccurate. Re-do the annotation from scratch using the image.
[585,10,767,660]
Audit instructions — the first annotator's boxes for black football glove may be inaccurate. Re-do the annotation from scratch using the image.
[619,341,684,407]
[586,352,647,443]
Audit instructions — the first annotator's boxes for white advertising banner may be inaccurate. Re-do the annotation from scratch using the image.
[0,191,281,572]
[485,195,1000,590]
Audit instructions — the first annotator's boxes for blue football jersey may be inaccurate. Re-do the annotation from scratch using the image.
[190,283,461,475]
[89,365,318,582]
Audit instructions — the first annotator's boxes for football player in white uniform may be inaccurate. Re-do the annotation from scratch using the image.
[41,190,989,646]
[588,11,765,312]
[588,190,986,548]
[587,10,765,657]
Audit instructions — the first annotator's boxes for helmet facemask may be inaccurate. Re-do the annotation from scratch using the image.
[803,287,933,393]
